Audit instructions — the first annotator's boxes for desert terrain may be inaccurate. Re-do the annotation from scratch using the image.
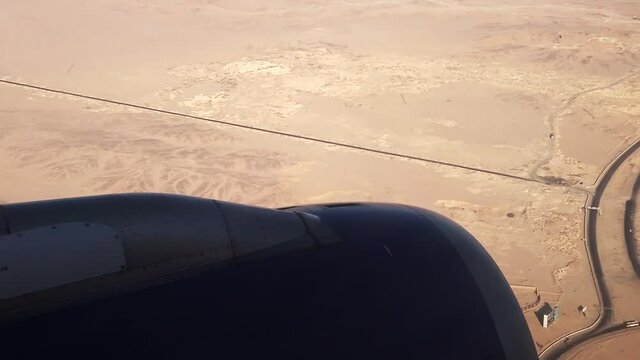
[562,330,640,359]
[1,0,639,356]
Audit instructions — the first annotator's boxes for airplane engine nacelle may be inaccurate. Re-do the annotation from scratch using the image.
[0,194,537,359]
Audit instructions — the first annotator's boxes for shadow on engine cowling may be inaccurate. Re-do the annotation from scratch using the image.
[0,195,537,360]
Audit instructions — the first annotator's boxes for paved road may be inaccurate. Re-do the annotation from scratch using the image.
[539,138,640,360]
[554,325,640,359]
[624,174,640,277]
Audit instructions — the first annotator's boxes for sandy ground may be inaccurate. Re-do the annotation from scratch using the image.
[552,147,640,360]
[1,0,639,354]
[596,150,640,324]
[635,182,640,267]
[561,330,640,359]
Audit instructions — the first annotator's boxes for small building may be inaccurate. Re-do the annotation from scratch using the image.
[535,302,559,328]
[577,304,587,316]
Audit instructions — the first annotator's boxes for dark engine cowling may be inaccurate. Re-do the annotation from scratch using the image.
[0,194,537,359]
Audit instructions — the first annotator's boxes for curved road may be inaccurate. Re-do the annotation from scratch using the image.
[559,327,640,359]
[624,174,640,277]
[539,137,640,359]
